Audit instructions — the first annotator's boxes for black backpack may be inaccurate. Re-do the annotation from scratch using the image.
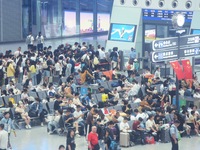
[0,68,4,79]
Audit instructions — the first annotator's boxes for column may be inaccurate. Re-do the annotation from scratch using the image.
[76,0,80,34]
[93,0,97,33]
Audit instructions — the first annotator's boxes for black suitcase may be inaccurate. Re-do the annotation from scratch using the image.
[160,128,171,143]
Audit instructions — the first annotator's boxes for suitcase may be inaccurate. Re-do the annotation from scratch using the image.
[160,128,171,143]
[120,132,130,147]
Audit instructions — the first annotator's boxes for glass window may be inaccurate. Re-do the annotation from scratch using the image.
[80,0,94,12]
[144,24,156,43]
[156,25,168,39]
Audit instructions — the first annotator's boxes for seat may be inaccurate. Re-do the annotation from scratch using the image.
[14,94,21,104]
[3,96,11,106]
[0,97,4,106]
[107,106,114,111]
[95,93,103,102]
[141,85,146,96]
[130,103,139,110]
[91,94,97,104]
[100,82,109,90]
[61,77,67,83]
[16,83,23,91]
[37,91,48,100]
[135,76,142,84]
[28,91,38,98]
[113,105,122,111]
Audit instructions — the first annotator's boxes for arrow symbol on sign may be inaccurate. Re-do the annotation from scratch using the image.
[154,54,158,59]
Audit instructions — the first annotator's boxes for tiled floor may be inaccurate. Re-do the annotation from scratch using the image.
[10,127,200,150]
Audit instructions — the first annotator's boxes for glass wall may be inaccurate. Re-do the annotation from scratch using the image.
[22,0,113,39]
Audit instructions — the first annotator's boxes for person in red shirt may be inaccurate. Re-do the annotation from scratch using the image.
[132,117,146,144]
[88,126,100,150]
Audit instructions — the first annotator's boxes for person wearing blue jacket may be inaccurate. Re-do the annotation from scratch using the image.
[0,111,15,149]
[28,98,45,126]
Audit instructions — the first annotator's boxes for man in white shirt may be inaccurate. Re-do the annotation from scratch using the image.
[0,124,8,150]
[98,47,106,60]
[73,105,84,136]
[36,32,44,51]
[14,47,23,58]
[26,32,34,50]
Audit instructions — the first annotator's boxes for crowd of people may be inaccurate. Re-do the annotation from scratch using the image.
[0,35,200,150]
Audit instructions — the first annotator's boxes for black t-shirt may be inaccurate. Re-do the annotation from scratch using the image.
[63,114,74,126]
[104,89,114,99]
[66,136,76,150]
[145,86,153,94]
[53,100,62,111]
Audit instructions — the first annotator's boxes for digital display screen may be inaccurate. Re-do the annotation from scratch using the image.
[109,24,137,42]
[145,29,156,42]
[80,12,93,33]
[143,9,193,22]
[97,13,110,32]
[63,11,76,36]
[191,29,200,35]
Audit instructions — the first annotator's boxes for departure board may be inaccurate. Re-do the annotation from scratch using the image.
[143,9,193,22]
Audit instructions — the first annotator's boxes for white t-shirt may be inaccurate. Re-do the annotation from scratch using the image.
[0,130,8,149]
[146,119,156,131]
[73,110,83,122]
[120,122,130,131]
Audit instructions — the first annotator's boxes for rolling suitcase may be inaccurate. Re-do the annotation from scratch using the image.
[161,128,171,143]
[120,132,130,147]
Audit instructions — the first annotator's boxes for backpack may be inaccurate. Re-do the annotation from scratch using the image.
[102,93,108,102]
[109,138,119,150]
[9,97,16,105]
[0,68,4,79]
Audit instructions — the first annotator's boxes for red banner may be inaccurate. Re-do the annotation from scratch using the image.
[181,59,193,79]
[170,61,184,80]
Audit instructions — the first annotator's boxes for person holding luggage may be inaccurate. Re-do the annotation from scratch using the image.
[170,120,180,150]
[88,126,100,150]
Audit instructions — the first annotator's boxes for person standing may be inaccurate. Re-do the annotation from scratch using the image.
[88,126,100,150]
[0,112,15,149]
[170,120,180,150]
[26,32,34,50]
[0,124,8,150]
[66,129,76,150]
[36,32,44,52]
[129,47,136,62]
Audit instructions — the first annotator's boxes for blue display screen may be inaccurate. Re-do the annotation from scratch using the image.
[109,24,136,42]
[191,29,200,35]
[143,9,193,22]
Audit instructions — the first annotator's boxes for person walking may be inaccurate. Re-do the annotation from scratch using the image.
[170,120,180,150]
[88,126,100,150]
[0,124,8,150]
[66,129,76,150]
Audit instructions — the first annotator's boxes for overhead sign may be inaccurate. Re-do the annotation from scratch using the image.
[152,50,178,62]
[152,34,200,51]
[142,9,193,23]
[180,35,200,46]
[152,46,200,62]
[152,37,178,51]
[180,47,200,57]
